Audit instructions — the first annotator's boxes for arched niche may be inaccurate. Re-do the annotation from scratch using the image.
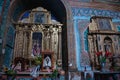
[3,0,76,79]
[104,37,113,53]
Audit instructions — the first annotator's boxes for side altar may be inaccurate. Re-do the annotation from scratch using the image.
[13,7,63,70]
[0,7,65,80]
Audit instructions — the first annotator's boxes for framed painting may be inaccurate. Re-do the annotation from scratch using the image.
[41,51,54,72]
[97,18,112,30]
[31,11,50,24]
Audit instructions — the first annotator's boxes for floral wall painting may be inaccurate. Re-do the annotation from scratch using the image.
[32,32,42,56]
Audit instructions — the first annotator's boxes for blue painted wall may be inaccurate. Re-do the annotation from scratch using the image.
[1,0,10,38]
[0,0,4,15]
[4,25,15,67]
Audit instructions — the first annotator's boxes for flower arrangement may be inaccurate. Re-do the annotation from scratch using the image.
[3,66,17,80]
[34,56,42,65]
[96,51,111,64]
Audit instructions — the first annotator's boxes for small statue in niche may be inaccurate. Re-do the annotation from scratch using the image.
[14,61,21,72]
[43,56,51,69]
[32,41,41,56]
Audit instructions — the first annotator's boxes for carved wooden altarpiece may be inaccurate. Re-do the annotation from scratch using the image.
[13,7,63,71]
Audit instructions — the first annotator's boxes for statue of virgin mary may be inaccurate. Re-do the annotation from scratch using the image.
[43,56,51,68]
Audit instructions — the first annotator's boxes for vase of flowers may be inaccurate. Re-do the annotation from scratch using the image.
[96,51,111,71]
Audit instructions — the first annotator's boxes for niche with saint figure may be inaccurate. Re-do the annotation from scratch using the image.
[42,51,53,71]
[104,37,113,53]
[32,32,42,56]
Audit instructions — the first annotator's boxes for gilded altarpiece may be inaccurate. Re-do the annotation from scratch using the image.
[88,16,120,70]
[13,7,63,70]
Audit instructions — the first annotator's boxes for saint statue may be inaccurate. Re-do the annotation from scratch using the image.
[14,61,21,71]
[32,41,41,56]
[43,56,51,68]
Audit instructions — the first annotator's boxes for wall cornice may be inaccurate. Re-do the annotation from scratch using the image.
[69,1,120,11]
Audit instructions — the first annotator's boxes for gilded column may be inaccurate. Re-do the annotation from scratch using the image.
[23,26,28,58]
[13,25,19,59]
[93,35,99,65]
[19,27,24,57]
[49,26,53,51]
[46,28,50,50]
[57,25,62,68]
[28,29,33,59]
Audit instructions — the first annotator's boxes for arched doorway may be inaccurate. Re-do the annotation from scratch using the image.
[3,0,75,79]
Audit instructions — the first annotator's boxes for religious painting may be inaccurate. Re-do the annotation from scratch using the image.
[104,37,113,53]
[41,51,54,71]
[32,32,42,56]
[32,11,49,24]
[97,18,112,30]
